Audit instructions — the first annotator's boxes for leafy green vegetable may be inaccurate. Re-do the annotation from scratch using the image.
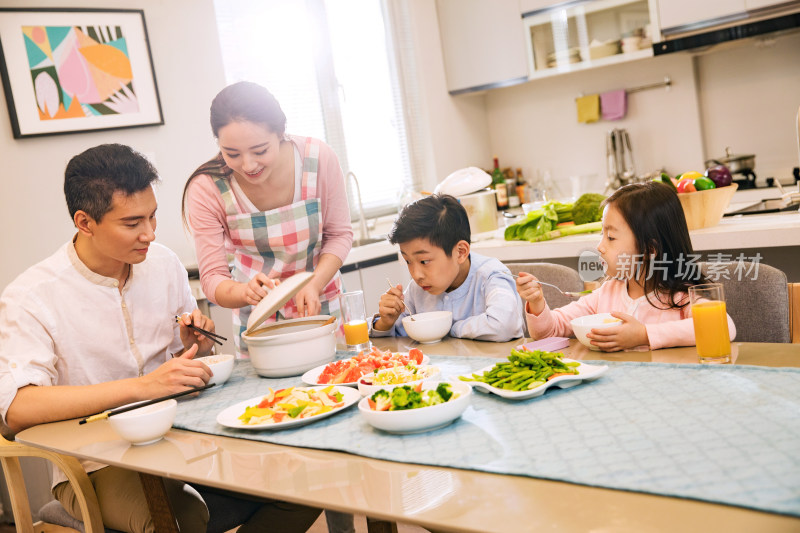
[572,193,607,225]
[373,383,458,411]
[504,201,573,241]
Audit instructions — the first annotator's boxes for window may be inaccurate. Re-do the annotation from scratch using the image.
[213,0,423,218]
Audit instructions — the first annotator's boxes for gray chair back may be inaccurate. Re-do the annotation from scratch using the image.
[506,263,584,337]
[700,262,790,343]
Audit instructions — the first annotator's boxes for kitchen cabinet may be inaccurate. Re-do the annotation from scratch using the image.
[436,0,529,94]
[520,0,565,14]
[523,0,655,80]
[657,0,745,32]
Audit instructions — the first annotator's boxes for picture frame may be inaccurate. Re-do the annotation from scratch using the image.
[0,8,163,139]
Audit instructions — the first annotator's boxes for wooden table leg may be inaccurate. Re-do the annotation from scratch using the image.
[138,472,180,532]
[366,517,399,533]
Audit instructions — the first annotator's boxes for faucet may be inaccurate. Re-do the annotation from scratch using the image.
[346,171,370,245]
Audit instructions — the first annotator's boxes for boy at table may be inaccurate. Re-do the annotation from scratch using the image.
[372,194,524,341]
[0,144,321,533]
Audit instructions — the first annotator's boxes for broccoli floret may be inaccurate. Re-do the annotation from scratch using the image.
[390,386,411,410]
[572,193,606,225]
[436,383,454,402]
[370,389,390,401]
[406,390,423,409]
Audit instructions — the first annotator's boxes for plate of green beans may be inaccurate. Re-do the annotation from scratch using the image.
[458,349,607,400]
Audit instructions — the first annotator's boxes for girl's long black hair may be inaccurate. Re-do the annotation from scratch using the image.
[602,181,706,309]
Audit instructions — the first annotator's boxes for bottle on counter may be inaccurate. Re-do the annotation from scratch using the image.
[492,156,508,210]
[515,168,526,204]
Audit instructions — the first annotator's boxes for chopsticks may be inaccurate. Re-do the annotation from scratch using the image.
[79,383,215,425]
[174,315,227,345]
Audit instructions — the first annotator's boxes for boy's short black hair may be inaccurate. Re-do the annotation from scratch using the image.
[388,194,470,255]
[64,144,159,222]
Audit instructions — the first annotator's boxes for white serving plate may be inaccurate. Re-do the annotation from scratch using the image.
[301,352,431,387]
[358,381,471,434]
[357,365,441,397]
[461,359,608,400]
[216,386,360,430]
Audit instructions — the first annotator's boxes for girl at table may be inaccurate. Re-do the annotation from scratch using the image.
[182,82,353,357]
[516,181,736,351]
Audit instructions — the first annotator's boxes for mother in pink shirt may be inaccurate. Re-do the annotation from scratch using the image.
[182,82,353,357]
[516,182,736,351]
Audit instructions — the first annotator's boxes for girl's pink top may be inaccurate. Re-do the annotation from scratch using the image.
[524,278,737,350]
[185,136,353,305]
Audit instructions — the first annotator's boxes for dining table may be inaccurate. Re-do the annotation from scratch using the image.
[15,337,800,533]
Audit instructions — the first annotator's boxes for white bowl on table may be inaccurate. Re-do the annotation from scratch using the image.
[570,313,622,351]
[195,353,234,386]
[402,311,453,344]
[242,315,336,377]
[358,381,471,434]
[108,399,177,446]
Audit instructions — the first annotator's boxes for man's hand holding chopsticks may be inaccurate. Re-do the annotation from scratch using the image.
[178,309,216,357]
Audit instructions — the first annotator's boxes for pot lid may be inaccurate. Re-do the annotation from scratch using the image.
[245,271,315,335]
[721,146,755,161]
[434,167,492,197]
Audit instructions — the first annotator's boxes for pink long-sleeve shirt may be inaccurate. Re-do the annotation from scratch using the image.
[185,136,353,305]
[525,278,737,350]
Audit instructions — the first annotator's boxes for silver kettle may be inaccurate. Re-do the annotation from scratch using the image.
[605,128,636,192]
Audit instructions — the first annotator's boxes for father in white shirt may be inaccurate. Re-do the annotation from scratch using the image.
[0,144,321,532]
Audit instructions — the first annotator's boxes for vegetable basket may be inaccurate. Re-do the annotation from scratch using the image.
[678,183,738,230]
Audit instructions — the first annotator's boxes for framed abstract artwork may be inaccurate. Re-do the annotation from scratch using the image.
[0,8,163,138]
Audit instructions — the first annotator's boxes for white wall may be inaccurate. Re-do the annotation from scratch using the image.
[0,0,225,291]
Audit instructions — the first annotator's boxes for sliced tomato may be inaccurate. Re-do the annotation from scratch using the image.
[408,348,423,364]
[272,412,286,423]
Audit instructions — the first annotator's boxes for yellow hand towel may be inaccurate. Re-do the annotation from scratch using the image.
[576,94,600,123]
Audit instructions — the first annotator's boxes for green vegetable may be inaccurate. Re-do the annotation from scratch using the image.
[572,193,606,225]
[653,173,677,192]
[524,221,602,243]
[693,176,716,191]
[375,383,458,411]
[504,201,573,241]
[459,349,579,391]
[287,404,307,418]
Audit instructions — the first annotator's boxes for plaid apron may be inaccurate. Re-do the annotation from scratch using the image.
[214,137,342,357]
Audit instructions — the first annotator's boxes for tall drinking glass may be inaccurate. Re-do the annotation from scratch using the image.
[341,291,370,353]
[689,283,731,364]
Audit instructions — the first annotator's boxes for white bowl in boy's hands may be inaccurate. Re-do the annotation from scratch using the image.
[570,313,622,351]
[402,311,453,344]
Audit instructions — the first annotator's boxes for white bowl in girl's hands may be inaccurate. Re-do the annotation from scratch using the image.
[570,313,622,351]
[402,311,452,344]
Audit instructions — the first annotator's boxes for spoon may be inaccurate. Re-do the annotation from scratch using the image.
[386,278,414,320]
[512,274,592,299]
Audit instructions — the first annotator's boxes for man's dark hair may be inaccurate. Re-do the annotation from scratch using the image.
[388,194,470,256]
[64,144,159,222]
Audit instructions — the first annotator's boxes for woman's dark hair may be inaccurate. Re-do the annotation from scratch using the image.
[389,194,470,255]
[182,82,287,226]
[602,181,705,309]
[64,144,159,222]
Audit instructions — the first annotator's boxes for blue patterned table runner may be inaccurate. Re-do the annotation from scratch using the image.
[173,353,800,516]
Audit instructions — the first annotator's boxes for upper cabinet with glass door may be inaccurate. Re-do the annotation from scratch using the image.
[523,0,658,80]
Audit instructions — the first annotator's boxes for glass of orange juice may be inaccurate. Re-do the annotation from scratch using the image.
[341,291,370,352]
[688,283,731,364]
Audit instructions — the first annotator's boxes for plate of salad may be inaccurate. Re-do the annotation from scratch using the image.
[358,381,471,434]
[301,347,429,387]
[357,364,440,397]
[459,348,608,400]
[216,385,360,430]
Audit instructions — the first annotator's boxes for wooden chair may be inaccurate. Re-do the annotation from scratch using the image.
[0,434,104,533]
[789,283,800,343]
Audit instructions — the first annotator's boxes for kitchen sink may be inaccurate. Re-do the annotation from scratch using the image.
[353,236,388,247]
[725,199,800,216]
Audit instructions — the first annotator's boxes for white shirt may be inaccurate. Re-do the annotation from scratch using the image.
[0,239,196,484]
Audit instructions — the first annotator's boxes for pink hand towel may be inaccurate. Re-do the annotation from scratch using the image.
[601,89,627,120]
